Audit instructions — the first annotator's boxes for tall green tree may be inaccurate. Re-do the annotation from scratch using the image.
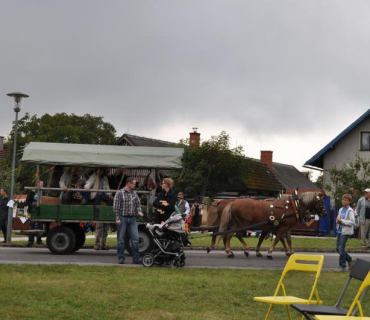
[325,155,370,208]
[4,113,117,188]
[315,173,324,189]
[175,131,252,197]
[9,113,117,148]
[0,159,22,195]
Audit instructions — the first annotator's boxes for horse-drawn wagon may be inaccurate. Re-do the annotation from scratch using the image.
[16,142,183,255]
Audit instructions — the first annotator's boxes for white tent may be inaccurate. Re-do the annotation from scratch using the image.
[21,142,183,169]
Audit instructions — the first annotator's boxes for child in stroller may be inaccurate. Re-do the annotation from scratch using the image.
[142,207,186,268]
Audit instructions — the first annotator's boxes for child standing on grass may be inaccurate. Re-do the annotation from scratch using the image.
[336,194,356,272]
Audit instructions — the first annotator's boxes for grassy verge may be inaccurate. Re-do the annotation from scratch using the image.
[83,233,363,251]
[0,265,368,320]
[6,232,365,251]
[187,234,363,251]
[82,235,363,251]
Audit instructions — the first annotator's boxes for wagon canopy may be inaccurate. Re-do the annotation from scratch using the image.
[21,142,183,169]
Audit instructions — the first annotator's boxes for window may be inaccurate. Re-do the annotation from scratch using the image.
[360,131,370,150]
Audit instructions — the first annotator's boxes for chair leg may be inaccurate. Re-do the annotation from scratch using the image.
[285,305,292,320]
[265,304,273,320]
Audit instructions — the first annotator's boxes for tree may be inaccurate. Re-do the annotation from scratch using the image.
[4,113,117,188]
[175,131,252,197]
[0,159,22,195]
[8,113,117,148]
[325,155,370,208]
[315,173,324,189]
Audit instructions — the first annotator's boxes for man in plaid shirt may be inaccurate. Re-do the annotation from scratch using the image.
[114,177,144,264]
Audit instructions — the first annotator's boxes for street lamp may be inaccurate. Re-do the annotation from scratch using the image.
[6,92,29,244]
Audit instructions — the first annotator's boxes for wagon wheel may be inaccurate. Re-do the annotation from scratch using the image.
[68,224,86,252]
[46,226,76,255]
[125,226,154,256]
[142,253,155,267]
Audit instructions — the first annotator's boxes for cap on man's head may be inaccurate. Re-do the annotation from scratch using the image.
[365,188,370,193]
[178,192,184,196]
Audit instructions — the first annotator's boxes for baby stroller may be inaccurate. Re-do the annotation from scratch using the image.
[142,208,186,268]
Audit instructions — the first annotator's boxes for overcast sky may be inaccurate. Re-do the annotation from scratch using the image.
[1,1,370,178]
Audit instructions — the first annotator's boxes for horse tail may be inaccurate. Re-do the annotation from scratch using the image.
[215,202,234,243]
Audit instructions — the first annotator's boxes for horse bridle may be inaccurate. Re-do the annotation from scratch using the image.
[306,195,325,216]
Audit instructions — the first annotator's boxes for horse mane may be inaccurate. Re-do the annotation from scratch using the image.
[204,200,221,227]
[298,192,318,206]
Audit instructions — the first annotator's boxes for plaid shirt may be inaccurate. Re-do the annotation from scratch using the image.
[113,188,142,219]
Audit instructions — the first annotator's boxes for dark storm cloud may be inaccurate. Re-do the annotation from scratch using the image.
[1,0,370,170]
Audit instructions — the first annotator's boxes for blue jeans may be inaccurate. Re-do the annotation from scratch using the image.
[117,216,140,262]
[336,234,352,268]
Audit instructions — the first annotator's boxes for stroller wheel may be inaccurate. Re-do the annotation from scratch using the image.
[179,258,185,267]
[154,258,164,265]
[142,253,155,267]
[170,259,180,268]
[151,249,164,265]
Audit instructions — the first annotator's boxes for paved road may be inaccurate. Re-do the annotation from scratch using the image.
[1,246,369,270]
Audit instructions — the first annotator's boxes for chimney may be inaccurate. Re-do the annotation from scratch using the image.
[189,128,200,149]
[0,136,3,151]
[260,150,273,169]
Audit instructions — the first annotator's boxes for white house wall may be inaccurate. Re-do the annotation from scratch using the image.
[323,117,370,187]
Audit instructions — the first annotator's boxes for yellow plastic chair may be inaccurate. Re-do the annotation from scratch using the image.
[254,254,324,320]
[315,270,370,320]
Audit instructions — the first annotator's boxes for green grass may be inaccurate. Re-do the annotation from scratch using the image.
[84,234,362,251]
[187,233,363,251]
[0,265,369,320]
[6,232,364,251]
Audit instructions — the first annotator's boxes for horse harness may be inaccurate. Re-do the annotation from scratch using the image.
[210,192,325,237]
[267,196,300,231]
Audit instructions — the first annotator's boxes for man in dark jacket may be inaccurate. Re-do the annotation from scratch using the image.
[0,188,10,243]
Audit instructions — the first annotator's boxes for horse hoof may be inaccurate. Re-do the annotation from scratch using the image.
[256,253,263,258]
[286,252,292,257]
[228,252,234,258]
[244,251,249,258]
[206,247,211,254]
[267,255,273,260]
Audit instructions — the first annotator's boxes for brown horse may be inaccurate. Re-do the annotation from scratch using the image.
[204,198,294,257]
[217,192,326,259]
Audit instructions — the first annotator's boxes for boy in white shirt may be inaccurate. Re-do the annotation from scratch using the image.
[336,194,356,272]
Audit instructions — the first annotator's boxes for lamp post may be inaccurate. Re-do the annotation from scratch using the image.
[6,92,29,244]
